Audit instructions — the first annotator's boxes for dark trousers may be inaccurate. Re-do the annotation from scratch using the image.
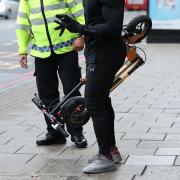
[34,51,83,135]
[84,46,126,155]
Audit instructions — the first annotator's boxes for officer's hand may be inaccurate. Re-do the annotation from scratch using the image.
[73,36,84,51]
[19,54,28,69]
[54,15,84,35]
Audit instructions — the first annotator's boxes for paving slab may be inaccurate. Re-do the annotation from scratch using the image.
[0,175,68,180]
[134,175,180,180]
[120,147,156,156]
[0,153,36,174]
[138,140,180,148]
[134,166,180,180]
[79,174,134,180]
[125,155,176,166]
[149,127,180,134]
[122,133,166,141]
[156,148,180,155]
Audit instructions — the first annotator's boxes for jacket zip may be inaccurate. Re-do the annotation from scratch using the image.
[40,0,54,52]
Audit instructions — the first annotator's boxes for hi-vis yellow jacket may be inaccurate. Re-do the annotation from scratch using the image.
[16,0,84,58]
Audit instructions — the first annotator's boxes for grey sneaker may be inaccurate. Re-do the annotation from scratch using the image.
[88,153,99,163]
[88,148,122,164]
[83,154,116,174]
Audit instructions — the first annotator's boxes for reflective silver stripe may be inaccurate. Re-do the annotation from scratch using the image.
[31,3,67,14]
[18,11,28,18]
[31,38,75,52]
[31,17,55,26]
[31,18,43,26]
[67,0,82,9]
[31,7,41,14]
[31,15,74,26]
[73,9,84,18]
[16,24,30,30]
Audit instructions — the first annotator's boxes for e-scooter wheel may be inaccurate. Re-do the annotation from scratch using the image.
[60,96,90,128]
[126,15,152,43]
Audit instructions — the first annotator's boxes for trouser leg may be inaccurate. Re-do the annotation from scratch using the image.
[57,51,83,135]
[106,97,116,146]
[34,55,60,132]
[85,58,123,155]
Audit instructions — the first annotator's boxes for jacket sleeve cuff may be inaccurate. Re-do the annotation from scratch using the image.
[19,48,28,55]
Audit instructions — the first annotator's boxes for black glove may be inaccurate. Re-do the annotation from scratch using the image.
[54,15,84,36]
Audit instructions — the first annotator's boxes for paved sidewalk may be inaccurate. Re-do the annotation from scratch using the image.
[1,42,180,180]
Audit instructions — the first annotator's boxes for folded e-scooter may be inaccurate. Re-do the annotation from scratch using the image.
[32,15,152,137]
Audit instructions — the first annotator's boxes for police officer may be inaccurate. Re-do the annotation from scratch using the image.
[16,0,87,148]
[55,0,126,173]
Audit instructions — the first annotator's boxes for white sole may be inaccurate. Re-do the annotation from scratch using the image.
[83,166,116,174]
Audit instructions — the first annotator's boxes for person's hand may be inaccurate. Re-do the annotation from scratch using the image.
[80,77,87,84]
[73,36,84,51]
[19,54,28,69]
[54,15,84,36]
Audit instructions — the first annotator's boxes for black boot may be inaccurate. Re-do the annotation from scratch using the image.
[36,130,66,146]
[71,133,88,148]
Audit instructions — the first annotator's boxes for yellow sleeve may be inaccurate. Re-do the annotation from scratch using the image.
[16,0,32,54]
[66,0,85,25]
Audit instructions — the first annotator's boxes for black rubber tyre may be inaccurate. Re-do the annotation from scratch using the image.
[126,15,152,42]
[60,96,90,128]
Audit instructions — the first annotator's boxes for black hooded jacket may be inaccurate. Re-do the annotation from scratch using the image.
[82,0,125,61]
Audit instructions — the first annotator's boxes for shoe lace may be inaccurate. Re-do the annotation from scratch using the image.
[95,158,105,165]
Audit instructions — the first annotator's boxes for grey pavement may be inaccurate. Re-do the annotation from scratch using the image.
[1,41,180,180]
[1,12,180,180]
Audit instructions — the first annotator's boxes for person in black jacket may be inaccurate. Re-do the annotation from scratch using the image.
[55,0,126,174]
